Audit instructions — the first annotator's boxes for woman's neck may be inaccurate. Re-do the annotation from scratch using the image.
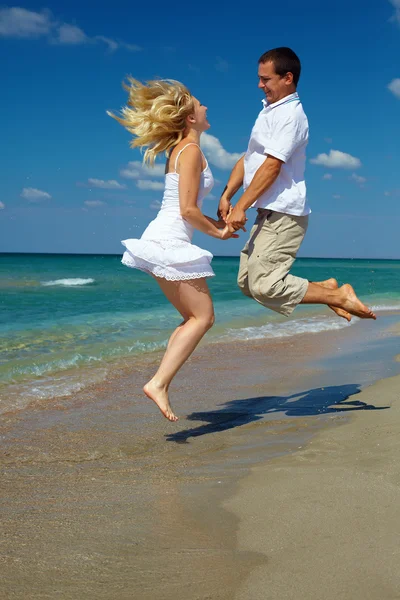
[183,129,201,144]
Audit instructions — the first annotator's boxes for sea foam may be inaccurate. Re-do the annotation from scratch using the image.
[41,278,95,287]
[223,315,351,342]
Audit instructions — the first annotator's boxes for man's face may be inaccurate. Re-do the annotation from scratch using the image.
[258,61,293,104]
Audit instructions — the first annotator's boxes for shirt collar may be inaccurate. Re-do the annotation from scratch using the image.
[262,92,300,109]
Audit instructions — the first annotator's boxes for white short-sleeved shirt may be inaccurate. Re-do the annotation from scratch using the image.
[244,92,310,216]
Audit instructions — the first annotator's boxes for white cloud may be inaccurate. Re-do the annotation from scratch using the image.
[322,173,332,180]
[0,7,52,38]
[87,178,126,189]
[0,201,5,209]
[350,173,366,186]
[0,7,140,52]
[201,133,243,169]
[137,180,165,191]
[389,0,400,25]
[94,35,118,52]
[310,149,361,169]
[384,189,400,197]
[120,135,241,177]
[150,200,162,210]
[95,36,140,52]
[84,200,106,207]
[121,42,141,52]
[56,23,87,45]
[121,162,166,193]
[21,187,51,201]
[120,165,141,179]
[333,194,342,199]
[388,78,400,99]
[120,161,165,179]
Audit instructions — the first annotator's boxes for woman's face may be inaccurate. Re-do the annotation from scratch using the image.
[190,98,210,132]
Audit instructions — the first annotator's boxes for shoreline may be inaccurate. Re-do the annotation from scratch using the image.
[1,314,400,599]
[3,252,400,414]
[2,307,398,416]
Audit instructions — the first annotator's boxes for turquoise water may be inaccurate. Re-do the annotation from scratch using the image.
[1,253,400,408]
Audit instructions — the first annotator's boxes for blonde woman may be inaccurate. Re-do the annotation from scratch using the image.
[109,79,240,422]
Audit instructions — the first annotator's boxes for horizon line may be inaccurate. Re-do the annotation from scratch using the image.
[1,252,400,261]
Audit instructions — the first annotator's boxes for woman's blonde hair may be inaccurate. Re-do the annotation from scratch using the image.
[108,78,195,165]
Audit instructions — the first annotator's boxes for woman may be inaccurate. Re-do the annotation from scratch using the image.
[109,78,240,422]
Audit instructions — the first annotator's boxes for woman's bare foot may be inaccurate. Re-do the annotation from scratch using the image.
[335,284,376,320]
[315,278,352,322]
[143,380,178,422]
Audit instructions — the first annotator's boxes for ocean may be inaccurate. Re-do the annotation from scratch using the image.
[1,253,400,411]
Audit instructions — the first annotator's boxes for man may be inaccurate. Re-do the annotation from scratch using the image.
[219,47,375,320]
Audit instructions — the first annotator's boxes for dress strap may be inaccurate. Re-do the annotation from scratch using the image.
[174,143,203,172]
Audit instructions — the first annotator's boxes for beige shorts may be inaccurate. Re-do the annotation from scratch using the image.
[238,209,309,316]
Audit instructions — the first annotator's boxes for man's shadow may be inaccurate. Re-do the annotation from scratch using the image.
[166,384,388,443]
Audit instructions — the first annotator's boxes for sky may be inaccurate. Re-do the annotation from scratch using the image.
[0,0,399,258]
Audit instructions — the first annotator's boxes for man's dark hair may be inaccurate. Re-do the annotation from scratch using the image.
[258,47,301,87]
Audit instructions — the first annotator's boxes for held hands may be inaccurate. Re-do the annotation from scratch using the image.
[219,224,239,240]
[220,208,244,240]
[226,205,247,232]
[217,196,231,221]
[215,216,237,239]
[216,218,227,229]
[217,196,247,240]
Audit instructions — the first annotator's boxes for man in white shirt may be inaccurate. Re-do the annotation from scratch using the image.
[219,47,375,320]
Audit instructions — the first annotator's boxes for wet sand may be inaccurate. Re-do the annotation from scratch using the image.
[1,312,400,599]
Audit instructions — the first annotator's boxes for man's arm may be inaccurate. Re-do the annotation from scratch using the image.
[217,155,245,220]
[226,156,282,230]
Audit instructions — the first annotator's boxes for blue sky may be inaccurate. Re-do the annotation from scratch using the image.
[0,0,399,258]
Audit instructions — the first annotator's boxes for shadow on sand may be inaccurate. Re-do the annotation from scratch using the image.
[166,384,388,444]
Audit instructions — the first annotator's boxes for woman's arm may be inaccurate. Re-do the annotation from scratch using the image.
[204,215,226,229]
[218,155,245,220]
[178,145,236,239]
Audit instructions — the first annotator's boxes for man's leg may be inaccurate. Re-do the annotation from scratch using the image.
[311,278,351,321]
[246,210,309,316]
[237,241,252,298]
[300,281,376,319]
[237,217,264,298]
[246,211,376,320]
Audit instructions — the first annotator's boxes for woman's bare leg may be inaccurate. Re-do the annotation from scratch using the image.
[144,277,214,421]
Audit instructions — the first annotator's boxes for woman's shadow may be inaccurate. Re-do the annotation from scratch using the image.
[166,384,388,443]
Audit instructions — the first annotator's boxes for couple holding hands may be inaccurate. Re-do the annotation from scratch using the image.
[109,46,375,422]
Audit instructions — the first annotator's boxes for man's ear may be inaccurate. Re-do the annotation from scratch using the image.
[285,72,294,85]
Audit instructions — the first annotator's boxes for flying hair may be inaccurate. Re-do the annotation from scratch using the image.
[108,77,195,165]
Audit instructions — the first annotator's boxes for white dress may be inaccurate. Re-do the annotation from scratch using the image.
[121,143,215,281]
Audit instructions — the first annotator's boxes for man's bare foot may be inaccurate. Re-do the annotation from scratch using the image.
[315,278,352,322]
[335,284,376,320]
[143,380,178,422]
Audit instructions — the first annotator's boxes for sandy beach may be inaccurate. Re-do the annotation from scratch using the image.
[227,371,400,599]
[1,311,400,599]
